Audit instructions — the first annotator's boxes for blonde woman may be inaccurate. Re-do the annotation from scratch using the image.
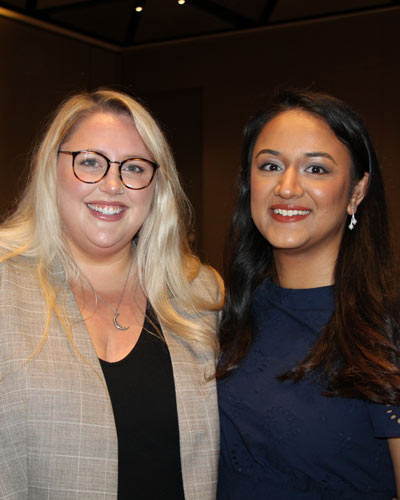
[0,89,223,499]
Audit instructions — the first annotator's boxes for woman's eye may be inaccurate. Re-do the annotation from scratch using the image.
[306,164,327,175]
[122,163,144,174]
[260,162,281,172]
[81,158,100,168]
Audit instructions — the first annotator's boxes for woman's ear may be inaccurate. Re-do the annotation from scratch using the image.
[347,172,369,215]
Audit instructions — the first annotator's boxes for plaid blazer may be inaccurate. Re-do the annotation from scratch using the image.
[0,256,220,499]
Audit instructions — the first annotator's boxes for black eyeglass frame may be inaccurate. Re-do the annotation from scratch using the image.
[58,150,159,190]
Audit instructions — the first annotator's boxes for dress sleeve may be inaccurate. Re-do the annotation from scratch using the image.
[368,402,400,438]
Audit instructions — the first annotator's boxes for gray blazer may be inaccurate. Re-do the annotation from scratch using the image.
[0,256,220,499]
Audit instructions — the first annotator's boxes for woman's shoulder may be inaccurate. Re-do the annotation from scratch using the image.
[0,255,44,316]
[0,251,38,278]
[0,254,44,367]
[186,256,224,305]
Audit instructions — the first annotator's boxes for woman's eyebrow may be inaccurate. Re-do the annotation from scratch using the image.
[254,149,337,165]
[306,151,337,164]
[255,148,280,158]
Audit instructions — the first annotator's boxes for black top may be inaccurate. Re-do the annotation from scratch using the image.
[100,313,185,500]
[218,279,400,499]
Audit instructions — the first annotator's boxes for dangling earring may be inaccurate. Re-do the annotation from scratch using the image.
[348,207,357,230]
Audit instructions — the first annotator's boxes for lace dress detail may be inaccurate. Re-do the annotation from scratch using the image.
[218,280,399,499]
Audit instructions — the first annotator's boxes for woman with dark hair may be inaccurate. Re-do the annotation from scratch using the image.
[217,89,400,499]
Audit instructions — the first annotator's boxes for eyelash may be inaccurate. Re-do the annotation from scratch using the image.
[305,164,328,175]
[259,162,282,172]
[258,163,329,175]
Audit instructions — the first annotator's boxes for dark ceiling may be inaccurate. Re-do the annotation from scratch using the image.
[0,0,398,51]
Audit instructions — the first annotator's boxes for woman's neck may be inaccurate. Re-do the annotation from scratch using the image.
[273,247,337,289]
[67,245,135,293]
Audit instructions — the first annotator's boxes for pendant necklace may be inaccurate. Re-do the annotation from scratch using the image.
[94,258,133,331]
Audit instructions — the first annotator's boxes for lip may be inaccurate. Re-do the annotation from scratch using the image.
[270,204,311,223]
[86,201,127,221]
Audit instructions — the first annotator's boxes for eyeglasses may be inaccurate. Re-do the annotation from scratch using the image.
[58,150,159,190]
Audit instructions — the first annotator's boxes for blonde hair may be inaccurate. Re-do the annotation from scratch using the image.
[0,89,222,359]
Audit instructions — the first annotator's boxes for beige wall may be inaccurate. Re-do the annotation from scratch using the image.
[1,7,399,270]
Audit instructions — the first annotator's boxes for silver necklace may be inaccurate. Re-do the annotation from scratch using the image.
[94,259,133,331]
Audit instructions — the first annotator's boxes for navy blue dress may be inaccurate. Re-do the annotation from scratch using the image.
[218,280,400,499]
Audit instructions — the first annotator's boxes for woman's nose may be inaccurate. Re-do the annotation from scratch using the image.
[98,164,124,195]
[273,167,303,199]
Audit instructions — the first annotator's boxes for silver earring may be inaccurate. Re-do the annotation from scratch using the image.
[348,208,357,230]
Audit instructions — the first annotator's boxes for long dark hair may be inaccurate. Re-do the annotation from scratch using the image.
[217,89,400,405]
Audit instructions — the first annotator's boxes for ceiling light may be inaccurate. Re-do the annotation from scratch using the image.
[135,0,144,12]
[178,0,185,4]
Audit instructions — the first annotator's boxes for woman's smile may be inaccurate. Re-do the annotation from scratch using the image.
[270,204,312,222]
[86,201,127,219]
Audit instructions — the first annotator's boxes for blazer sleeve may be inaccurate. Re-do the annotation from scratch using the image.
[0,257,119,499]
[0,258,29,499]
[161,263,223,500]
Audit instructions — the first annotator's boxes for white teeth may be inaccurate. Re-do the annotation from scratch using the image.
[272,208,310,216]
[88,203,124,215]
